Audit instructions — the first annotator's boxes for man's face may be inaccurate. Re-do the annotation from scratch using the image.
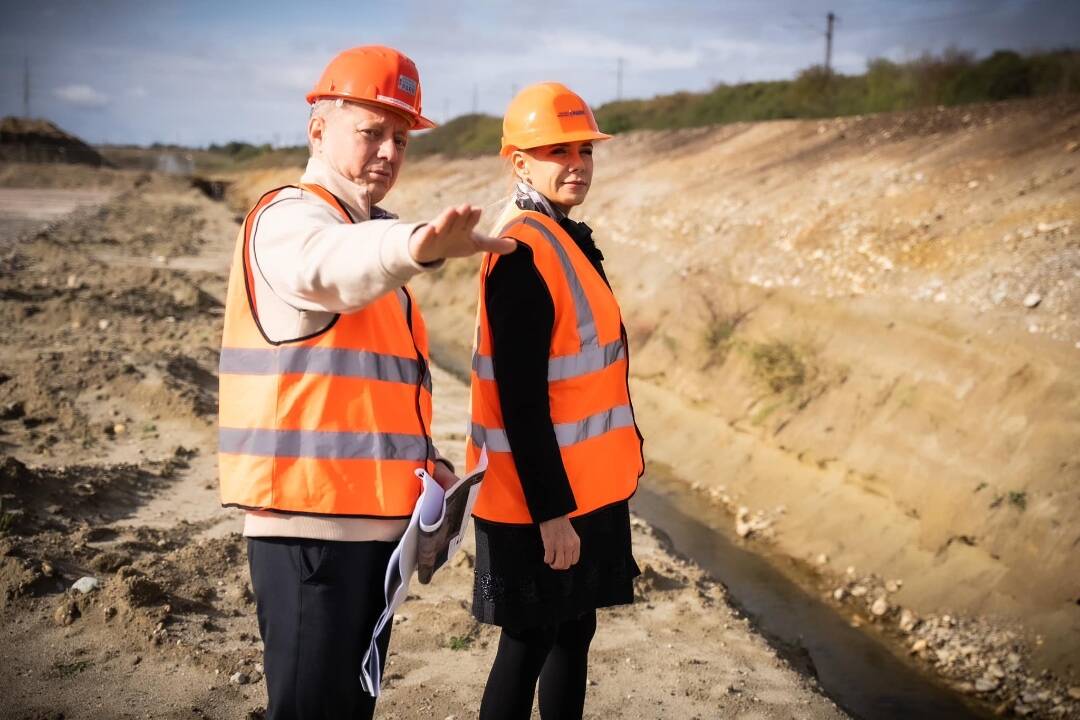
[309,102,410,205]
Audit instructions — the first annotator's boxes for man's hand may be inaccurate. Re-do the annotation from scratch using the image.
[408,204,516,264]
[539,515,580,571]
[432,460,459,492]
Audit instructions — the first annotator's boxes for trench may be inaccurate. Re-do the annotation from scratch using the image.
[630,464,993,720]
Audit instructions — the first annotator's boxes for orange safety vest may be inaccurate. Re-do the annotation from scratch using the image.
[466,210,644,524]
[218,183,434,518]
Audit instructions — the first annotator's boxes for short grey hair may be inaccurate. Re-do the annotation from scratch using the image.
[310,98,344,119]
[307,98,344,153]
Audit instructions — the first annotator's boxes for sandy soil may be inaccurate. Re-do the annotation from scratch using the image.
[225,96,1080,716]
[0,173,846,718]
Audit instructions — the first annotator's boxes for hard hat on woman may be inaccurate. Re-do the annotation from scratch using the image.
[306,45,436,130]
[499,82,611,156]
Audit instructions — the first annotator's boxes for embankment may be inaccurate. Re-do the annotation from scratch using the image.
[227,96,1080,712]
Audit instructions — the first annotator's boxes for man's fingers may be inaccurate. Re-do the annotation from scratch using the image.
[445,204,472,236]
[463,206,482,233]
[428,207,454,236]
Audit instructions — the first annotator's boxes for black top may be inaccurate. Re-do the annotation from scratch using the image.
[485,216,610,523]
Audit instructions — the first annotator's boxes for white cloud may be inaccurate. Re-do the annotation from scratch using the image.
[128,85,148,98]
[54,84,109,108]
[538,33,702,71]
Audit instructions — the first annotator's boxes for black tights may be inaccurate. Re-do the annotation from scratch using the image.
[479,610,598,720]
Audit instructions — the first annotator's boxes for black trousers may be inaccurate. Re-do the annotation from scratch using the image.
[247,537,396,720]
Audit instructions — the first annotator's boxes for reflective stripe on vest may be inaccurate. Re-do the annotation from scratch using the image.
[470,403,636,453]
[472,337,625,383]
[467,210,643,524]
[218,183,433,518]
[220,346,432,391]
[219,428,433,461]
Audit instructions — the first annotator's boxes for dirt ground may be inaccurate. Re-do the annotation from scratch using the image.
[0,174,847,718]
[228,96,1080,717]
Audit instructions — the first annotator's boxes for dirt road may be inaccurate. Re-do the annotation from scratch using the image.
[1,172,847,718]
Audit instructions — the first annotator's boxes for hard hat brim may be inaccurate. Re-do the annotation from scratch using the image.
[500,129,613,157]
[307,93,437,131]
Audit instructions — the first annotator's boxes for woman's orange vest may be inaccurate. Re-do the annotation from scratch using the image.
[218,184,433,518]
[466,210,644,524]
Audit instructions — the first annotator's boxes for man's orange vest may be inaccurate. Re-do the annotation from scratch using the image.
[466,211,644,525]
[218,184,433,518]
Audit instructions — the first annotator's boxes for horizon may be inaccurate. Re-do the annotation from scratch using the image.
[1,0,1078,147]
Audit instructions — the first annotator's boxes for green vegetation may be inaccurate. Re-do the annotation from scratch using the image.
[1008,491,1028,511]
[748,341,807,395]
[124,48,1075,165]
[407,48,1078,158]
[447,634,474,651]
[407,113,503,159]
[205,141,274,162]
[700,297,750,368]
[598,48,1079,133]
[51,659,93,677]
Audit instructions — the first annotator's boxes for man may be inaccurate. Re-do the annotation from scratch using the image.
[217,46,514,719]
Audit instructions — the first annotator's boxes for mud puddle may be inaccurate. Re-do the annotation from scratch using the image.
[631,466,992,720]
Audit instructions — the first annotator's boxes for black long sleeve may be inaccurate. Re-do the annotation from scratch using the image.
[486,244,577,523]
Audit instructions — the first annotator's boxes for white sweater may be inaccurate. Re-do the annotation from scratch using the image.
[242,156,444,542]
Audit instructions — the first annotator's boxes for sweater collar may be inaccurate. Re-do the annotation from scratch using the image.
[299,156,397,221]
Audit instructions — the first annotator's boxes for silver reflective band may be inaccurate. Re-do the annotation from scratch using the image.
[219,347,431,391]
[470,404,635,453]
[468,422,512,453]
[554,404,635,446]
[547,340,625,381]
[219,428,431,461]
[472,339,625,383]
[520,217,598,347]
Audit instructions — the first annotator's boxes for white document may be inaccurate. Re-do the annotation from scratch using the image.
[359,446,488,697]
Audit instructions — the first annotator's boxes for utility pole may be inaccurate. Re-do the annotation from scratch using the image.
[23,57,30,118]
[616,57,624,100]
[824,12,835,75]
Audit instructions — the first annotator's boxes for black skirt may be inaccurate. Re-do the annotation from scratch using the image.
[472,500,640,630]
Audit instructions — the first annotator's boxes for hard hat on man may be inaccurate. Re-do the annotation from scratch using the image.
[307,45,436,130]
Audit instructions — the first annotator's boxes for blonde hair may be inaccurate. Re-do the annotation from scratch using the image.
[488,158,524,234]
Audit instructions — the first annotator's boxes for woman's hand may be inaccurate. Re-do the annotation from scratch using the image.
[409,204,516,263]
[539,515,580,570]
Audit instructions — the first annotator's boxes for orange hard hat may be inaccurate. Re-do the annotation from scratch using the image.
[306,45,436,130]
[500,82,611,156]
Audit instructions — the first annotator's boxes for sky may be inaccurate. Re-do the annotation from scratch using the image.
[1,0,1077,147]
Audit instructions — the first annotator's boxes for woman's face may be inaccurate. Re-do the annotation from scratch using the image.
[514,141,594,213]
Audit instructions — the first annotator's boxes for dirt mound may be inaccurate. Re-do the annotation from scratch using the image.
[1,117,111,167]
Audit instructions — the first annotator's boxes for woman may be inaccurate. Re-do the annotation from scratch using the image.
[465,82,645,719]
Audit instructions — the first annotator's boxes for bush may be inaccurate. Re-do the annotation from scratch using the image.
[408,48,1078,158]
[748,341,806,394]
